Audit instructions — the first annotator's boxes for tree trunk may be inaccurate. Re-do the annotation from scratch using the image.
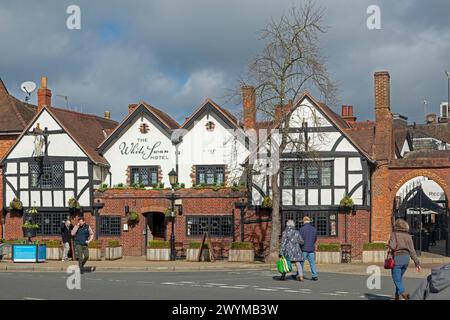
[266,173,281,263]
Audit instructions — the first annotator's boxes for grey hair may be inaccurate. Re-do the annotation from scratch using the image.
[394,218,410,233]
[286,219,296,228]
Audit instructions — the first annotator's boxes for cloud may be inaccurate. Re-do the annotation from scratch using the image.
[1,0,449,124]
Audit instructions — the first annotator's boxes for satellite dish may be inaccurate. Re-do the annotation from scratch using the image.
[21,81,37,94]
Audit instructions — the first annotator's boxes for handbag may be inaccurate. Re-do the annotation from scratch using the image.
[276,256,292,274]
[384,232,397,270]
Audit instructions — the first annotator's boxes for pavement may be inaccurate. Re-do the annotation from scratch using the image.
[0,269,425,300]
[0,255,445,278]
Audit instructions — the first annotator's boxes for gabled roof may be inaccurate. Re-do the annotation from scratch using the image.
[1,105,118,166]
[97,101,179,153]
[0,79,37,133]
[181,98,239,130]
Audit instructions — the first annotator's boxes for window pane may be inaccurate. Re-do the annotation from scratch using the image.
[99,216,121,236]
[140,168,149,185]
[282,166,293,187]
[321,165,331,187]
[307,163,319,187]
[295,165,306,187]
[206,168,215,185]
[41,164,53,189]
[30,164,40,188]
[53,163,64,188]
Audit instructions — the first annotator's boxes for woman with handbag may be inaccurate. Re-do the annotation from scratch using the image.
[388,218,421,300]
[279,219,305,281]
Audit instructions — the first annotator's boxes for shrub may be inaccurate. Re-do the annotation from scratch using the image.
[148,240,170,249]
[9,197,23,211]
[189,242,209,249]
[44,240,62,248]
[317,243,341,252]
[158,182,165,189]
[115,183,125,189]
[108,240,121,248]
[180,183,185,189]
[230,242,253,250]
[88,240,102,249]
[97,184,109,192]
[363,242,387,251]
[212,184,221,192]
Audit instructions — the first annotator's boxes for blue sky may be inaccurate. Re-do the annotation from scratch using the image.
[1,0,449,124]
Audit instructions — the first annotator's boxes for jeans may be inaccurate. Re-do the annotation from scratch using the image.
[75,244,89,268]
[391,255,410,296]
[62,242,70,260]
[301,252,318,278]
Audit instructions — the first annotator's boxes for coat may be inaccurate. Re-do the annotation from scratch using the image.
[411,264,450,300]
[61,224,73,244]
[279,226,304,262]
[299,223,317,253]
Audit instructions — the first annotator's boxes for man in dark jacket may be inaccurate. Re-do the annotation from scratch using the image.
[411,264,450,300]
[299,216,318,281]
[71,217,94,270]
[61,219,73,261]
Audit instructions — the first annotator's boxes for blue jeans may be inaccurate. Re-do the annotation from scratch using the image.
[300,252,318,278]
[391,255,410,296]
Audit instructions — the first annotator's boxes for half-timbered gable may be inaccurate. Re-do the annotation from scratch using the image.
[98,101,179,187]
[179,99,248,187]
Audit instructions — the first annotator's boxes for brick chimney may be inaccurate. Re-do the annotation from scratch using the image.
[242,86,256,129]
[275,101,293,123]
[37,76,52,112]
[342,105,357,124]
[373,71,393,162]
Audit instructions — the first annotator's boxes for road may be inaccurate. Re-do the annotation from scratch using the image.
[0,269,423,300]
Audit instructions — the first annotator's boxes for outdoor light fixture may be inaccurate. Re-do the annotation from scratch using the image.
[168,169,178,186]
[124,205,130,215]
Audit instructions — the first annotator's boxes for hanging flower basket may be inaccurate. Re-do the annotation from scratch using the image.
[9,197,23,212]
[339,195,355,213]
[68,198,81,213]
[261,196,273,209]
[127,211,140,225]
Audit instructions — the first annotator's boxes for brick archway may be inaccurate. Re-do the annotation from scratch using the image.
[137,206,167,215]
[392,169,449,207]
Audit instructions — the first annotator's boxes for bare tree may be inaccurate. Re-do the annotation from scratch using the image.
[239,1,336,263]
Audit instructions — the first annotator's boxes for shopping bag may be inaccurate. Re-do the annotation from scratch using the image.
[276,256,292,274]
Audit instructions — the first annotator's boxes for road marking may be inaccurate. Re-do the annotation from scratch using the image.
[86,278,102,281]
[179,281,195,284]
[219,286,245,289]
[162,282,185,286]
[234,285,249,287]
[205,283,227,286]
[255,288,277,291]
[335,291,349,294]
[321,292,342,296]
[23,297,47,300]
[284,290,301,293]
[269,287,289,290]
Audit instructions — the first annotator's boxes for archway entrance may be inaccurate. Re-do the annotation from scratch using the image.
[144,212,166,250]
[394,176,449,256]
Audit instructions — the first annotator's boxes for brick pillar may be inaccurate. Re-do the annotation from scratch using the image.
[242,86,256,130]
[37,76,52,113]
[371,71,394,242]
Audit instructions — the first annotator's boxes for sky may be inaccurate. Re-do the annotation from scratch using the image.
[1,0,449,124]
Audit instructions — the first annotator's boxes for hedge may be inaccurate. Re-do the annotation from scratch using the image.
[43,240,62,248]
[108,240,121,248]
[363,242,387,251]
[88,240,102,249]
[189,242,209,249]
[148,240,170,249]
[230,242,253,250]
[317,243,341,252]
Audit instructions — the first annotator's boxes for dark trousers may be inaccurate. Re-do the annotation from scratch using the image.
[75,244,89,268]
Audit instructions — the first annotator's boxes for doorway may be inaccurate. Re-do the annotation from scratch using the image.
[144,212,167,251]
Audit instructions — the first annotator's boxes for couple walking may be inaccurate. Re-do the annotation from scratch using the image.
[279,216,318,282]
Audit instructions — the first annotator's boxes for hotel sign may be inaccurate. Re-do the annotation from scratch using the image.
[119,138,169,161]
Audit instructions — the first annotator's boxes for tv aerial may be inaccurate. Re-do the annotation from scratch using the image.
[20,81,37,102]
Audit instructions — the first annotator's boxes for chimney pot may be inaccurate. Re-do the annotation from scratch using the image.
[37,76,52,112]
[348,105,354,116]
[104,111,111,119]
[341,105,348,117]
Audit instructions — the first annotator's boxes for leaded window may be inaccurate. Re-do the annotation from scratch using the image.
[186,216,233,237]
[283,211,337,237]
[130,166,158,186]
[196,166,225,185]
[99,216,121,236]
[281,161,333,188]
[30,162,64,189]
[34,212,69,236]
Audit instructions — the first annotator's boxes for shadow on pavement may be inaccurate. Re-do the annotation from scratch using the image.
[364,293,392,300]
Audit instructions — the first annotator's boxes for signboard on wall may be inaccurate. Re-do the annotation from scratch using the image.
[118,138,170,161]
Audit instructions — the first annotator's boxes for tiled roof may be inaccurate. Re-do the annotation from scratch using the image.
[181,98,239,129]
[0,79,37,133]
[345,122,375,157]
[408,123,450,143]
[141,101,180,129]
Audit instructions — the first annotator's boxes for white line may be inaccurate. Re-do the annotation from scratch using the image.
[335,291,349,294]
[205,283,227,286]
[219,286,245,289]
[179,281,195,284]
[23,297,47,300]
[161,282,185,286]
[321,292,342,296]
[255,288,277,291]
[284,290,301,293]
[234,285,249,287]
[269,287,290,290]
